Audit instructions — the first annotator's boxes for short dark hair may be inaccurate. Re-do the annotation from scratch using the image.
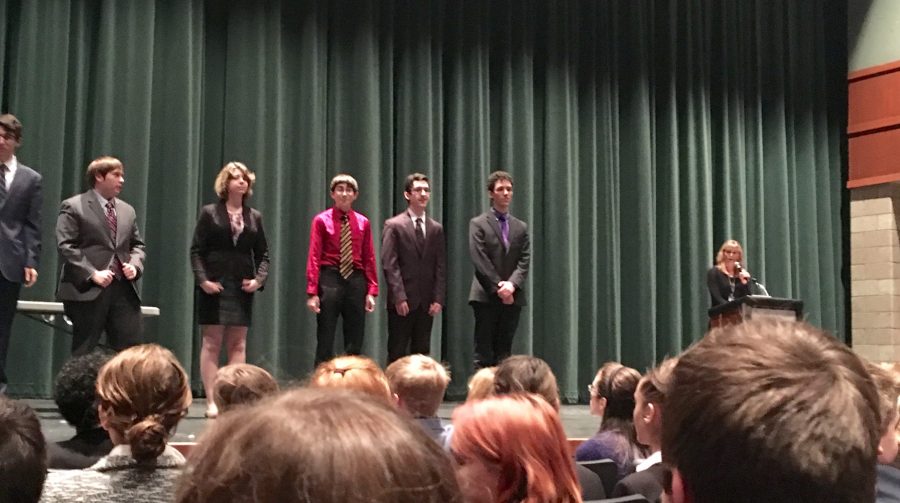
[404,173,430,193]
[0,114,22,140]
[486,170,513,191]
[0,397,47,503]
[54,349,114,432]
[662,321,880,503]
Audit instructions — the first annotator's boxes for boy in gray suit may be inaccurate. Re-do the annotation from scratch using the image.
[56,156,145,355]
[468,171,530,369]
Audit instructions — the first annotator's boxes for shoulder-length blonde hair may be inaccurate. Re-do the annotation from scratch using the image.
[451,393,581,503]
[715,239,744,266]
[214,161,256,200]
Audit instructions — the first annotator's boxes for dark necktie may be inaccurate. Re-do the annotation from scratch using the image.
[415,217,425,247]
[497,213,510,250]
[106,200,123,277]
[339,214,353,279]
[0,164,7,205]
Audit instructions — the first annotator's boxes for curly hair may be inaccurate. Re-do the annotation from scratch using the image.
[54,349,114,432]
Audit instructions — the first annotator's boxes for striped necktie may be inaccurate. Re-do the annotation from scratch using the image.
[339,214,353,279]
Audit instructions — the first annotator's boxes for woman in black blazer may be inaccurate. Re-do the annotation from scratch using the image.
[190,162,269,418]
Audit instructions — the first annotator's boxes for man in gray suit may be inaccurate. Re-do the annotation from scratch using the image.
[382,173,446,363]
[56,156,145,355]
[0,114,42,394]
[468,170,530,369]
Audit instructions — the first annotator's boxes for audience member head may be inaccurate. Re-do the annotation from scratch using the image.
[662,321,881,503]
[467,366,496,402]
[213,363,279,414]
[96,344,192,463]
[493,355,560,410]
[385,354,450,418]
[214,161,256,200]
[633,357,677,453]
[451,393,580,503]
[589,362,640,431]
[0,397,46,503]
[309,355,394,405]
[176,387,461,502]
[54,349,114,433]
[869,361,900,464]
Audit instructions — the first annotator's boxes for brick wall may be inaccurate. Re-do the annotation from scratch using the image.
[851,184,900,362]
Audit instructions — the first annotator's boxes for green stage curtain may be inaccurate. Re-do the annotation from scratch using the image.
[0,0,847,401]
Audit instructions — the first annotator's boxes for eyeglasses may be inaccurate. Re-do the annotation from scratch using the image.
[0,132,16,142]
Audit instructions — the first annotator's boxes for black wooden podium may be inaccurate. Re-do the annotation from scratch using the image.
[708,295,803,328]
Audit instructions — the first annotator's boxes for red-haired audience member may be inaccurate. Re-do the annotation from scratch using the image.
[309,355,395,405]
[176,387,462,502]
[385,354,452,449]
[576,362,645,477]
[41,344,192,503]
[0,397,46,503]
[47,349,114,469]
[663,321,881,503]
[490,355,605,500]
[611,357,677,503]
[871,362,900,502]
[212,363,279,414]
[451,393,582,503]
[466,366,496,401]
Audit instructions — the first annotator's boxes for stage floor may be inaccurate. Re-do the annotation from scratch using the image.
[27,399,597,443]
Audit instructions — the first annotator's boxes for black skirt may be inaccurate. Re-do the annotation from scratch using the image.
[197,278,253,326]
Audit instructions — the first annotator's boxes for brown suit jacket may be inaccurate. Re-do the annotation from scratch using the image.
[381,211,446,311]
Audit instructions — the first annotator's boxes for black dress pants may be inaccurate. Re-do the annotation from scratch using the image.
[471,301,521,369]
[315,268,367,366]
[64,279,143,356]
[0,275,22,386]
[387,305,433,364]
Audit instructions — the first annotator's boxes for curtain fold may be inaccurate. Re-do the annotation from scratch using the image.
[1,0,846,400]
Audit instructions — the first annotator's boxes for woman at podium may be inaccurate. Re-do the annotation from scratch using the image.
[707,239,752,307]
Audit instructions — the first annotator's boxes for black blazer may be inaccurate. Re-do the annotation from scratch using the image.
[381,212,446,310]
[467,210,530,306]
[611,463,666,503]
[190,202,269,287]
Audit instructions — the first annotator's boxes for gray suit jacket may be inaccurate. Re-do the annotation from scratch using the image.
[0,163,42,283]
[56,191,145,302]
[381,212,446,310]
[468,210,530,306]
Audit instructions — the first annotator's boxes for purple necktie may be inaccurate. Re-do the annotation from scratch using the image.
[498,213,509,249]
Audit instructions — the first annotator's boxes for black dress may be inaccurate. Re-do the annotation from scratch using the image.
[707,266,750,308]
[190,203,270,326]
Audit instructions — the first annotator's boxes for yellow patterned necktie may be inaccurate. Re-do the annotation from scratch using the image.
[339,214,353,279]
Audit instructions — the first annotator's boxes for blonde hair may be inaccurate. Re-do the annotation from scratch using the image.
[385,355,450,417]
[213,363,279,414]
[715,239,745,265]
[213,161,255,200]
[96,344,191,462]
[466,367,496,401]
[309,355,393,404]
